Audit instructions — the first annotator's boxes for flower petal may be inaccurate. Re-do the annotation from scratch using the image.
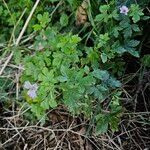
[120,6,129,15]
[27,90,37,99]
[23,81,32,89]
[32,83,38,91]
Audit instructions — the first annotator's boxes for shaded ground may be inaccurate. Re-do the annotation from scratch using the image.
[0,97,150,150]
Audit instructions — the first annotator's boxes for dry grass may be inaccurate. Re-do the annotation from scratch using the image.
[0,103,150,150]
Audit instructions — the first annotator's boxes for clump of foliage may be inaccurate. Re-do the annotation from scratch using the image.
[1,0,149,134]
[22,27,123,133]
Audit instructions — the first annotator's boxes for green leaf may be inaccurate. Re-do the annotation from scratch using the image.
[112,9,119,20]
[141,55,150,67]
[99,5,110,13]
[14,50,22,64]
[95,114,109,134]
[31,104,44,119]
[93,87,103,99]
[95,4,110,23]
[37,12,50,28]
[60,65,68,77]
[42,67,49,75]
[86,47,99,68]
[41,99,49,110]
[96,122,108,134]
[128,48,139,57]
[71,34,81,43]
[101,53,107,63]
[97,85,108,92]
[119,18,130,29]
[95,14,104,22]
[132,24,140,32]
[115,46,127,54]
[37,14,42,21]
[142,16,150,20]
[84,66,90,74]
[109,116,120,132]
[108,77,121,88]
[127,40,140,47]
[0,6,3,15]
[82,75,95,86]
[92,69,109,81]
[49,99,57,108]
[98,33,110,48]
[132,14,140,23]
[60,13,68,27]
[112,27,122,38]
[33,24,42,31]
[123,27,132,38]
[52,52,63,67]
[57,76,68,82]
[129,4,144,23]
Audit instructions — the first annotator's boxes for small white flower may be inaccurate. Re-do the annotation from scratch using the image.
[120,6,129,15]
[23,81,38,99]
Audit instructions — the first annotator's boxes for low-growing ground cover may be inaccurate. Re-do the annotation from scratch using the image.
[0,0,150,149]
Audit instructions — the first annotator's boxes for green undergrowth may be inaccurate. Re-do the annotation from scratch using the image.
[0,0,150,135]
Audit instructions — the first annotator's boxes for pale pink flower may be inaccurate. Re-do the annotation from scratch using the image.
[120,6,129,15]
[24,81,38,99]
